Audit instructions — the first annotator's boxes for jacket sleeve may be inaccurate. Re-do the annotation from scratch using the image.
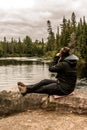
[50,56,60,65]
[49,56,64,72]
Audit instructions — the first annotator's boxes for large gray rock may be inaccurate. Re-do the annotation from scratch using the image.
[0,89,87,117]
[0,90,44,117]
[47,89,87,114]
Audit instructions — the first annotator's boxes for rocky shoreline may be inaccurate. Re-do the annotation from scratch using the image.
[0,89,87,118]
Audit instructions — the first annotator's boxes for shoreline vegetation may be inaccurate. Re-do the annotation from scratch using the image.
[0,12,87,63]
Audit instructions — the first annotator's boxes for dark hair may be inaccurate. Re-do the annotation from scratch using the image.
[61,47,70,57]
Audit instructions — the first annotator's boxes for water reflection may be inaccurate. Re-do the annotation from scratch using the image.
[0,57,51,90]
[0,57,87,90]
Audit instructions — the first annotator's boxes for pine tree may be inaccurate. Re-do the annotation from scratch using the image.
[60,16,70,47]
[68,32,77,53]
[3,36,8,56]
[47,20,55,51]
[23,36,32,55]
[56,26,60,50]
[71,12,76,32]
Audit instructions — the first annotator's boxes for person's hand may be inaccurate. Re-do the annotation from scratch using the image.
[56,52,61,57]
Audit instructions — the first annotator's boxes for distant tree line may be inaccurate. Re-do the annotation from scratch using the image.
[0,12,87,62]
[0,36,45,57]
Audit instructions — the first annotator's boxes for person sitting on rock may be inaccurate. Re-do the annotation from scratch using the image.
[17,47,79,97]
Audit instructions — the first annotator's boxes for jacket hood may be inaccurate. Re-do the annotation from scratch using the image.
[64,54,79,61]
[64,54,79,67]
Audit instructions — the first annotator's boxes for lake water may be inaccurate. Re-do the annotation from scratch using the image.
[0,57,87,91]
[0,57,51,90]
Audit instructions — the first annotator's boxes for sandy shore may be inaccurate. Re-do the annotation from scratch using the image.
[0,109,87,130]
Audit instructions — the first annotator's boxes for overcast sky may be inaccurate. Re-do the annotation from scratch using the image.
[0,0,87,41]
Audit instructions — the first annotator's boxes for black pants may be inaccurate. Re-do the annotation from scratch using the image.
[26,79,66,96]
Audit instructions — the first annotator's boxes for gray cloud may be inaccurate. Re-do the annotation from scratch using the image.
[0,0,87,41]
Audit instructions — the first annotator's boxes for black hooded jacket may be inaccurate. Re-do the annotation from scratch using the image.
[49,54,79,94]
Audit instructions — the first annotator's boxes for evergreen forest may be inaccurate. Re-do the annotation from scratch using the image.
[0,12,87,62]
